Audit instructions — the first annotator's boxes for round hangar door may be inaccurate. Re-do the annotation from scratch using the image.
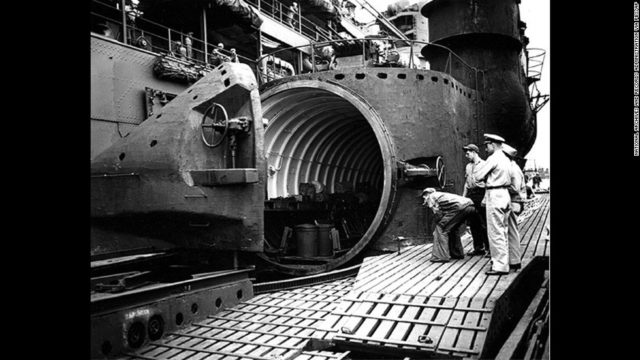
[259,80,397,275]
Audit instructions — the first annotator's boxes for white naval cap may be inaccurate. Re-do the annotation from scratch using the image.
[502,143,517,157]
[483,133,506,144]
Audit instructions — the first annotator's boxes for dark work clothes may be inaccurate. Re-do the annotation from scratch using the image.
[426,192,475,261]
[467,188,489,252]
[441,205,475,258]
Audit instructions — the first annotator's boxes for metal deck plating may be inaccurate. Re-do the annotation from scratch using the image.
[122,195,549,360]
[328,195,550,358]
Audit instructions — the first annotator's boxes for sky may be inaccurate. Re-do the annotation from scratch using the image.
[353,0,550,169]
[519,0,550,169]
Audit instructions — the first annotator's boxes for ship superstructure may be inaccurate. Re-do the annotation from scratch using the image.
[91,0,374,159]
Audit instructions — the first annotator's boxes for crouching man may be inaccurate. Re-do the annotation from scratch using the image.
[422,188,475,262]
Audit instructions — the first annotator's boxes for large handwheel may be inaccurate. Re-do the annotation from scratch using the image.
[200,103,229,148]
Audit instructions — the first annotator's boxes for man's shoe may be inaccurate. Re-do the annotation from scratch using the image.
[485,270,508,276]
[451,255,465,260]
[509,263,522,271]
[467,250,486,256]
[430,259,449,263]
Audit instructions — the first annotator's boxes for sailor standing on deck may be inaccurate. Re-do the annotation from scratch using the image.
[473,134,512,275]
[286,2,299,28]
[230,48,239,63]
[502,144,525,271]
[185,32,193,59]
[422,188,475,263]
[462,144,490,257]
[210,43,225,66]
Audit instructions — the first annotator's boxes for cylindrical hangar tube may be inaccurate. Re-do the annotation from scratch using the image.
[259,80,397,275]
[257,65,480,275]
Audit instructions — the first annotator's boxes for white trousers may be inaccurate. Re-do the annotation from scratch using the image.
[485,189,511,272]
[507,209,522,265]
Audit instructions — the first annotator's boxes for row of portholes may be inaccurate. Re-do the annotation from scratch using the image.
[182,67,229,101]
[100,289,244,355]
[190,82,230,102]
[332,72,473,99]
[161,87,206,105]
[116,139,159,162]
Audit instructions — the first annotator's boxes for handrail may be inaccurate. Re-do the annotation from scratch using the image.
[255,37,487,145]
[244,0,345,42]
[90,0,256,67]
[526,48,546,81]
[350,0,410,41]
[256,37,482,84]
[91,0,352,67]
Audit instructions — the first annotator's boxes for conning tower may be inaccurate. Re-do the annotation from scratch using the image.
[421,0,537,156]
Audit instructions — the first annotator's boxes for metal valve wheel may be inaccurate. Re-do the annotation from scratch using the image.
[201,103,229,148]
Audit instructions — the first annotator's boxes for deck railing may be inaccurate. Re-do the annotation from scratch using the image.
[256,37,484,85]
[244,0,345,42]
[90,0,256,68]
[255,37,487,144]
[526,48,546,82]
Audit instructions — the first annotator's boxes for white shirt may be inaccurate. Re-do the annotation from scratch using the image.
[473,149,511,188]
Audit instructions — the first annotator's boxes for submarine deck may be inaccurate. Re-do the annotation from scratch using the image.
[122,195,549,360]
[328,194,550,358]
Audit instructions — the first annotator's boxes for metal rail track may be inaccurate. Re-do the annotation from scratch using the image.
[253,263,361,294]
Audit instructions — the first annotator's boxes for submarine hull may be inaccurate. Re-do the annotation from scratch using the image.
[91,60,535,275]
[90,0,538,276]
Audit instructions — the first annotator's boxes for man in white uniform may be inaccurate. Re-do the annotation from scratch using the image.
[502,143,525,271]
[473,134,512,275]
